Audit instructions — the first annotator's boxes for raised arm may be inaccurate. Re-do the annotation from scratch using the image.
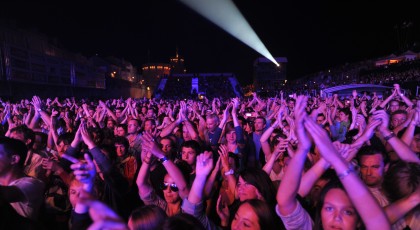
[218,145,237,205]
[276,95,312,216]
[187,151,213,204]
[304,116,390,230]
[142,132,189,199]
[379,89,397,109]
[135,149,154,197]
[262,140,287,175]
[297,157,330,197]
[159,114,182,138]
[373,110,420,163]
[99,100,118,123]
[394,84,414,108]
[384,188,419,224]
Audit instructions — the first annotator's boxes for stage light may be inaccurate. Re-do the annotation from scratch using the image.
[179,0,279,66]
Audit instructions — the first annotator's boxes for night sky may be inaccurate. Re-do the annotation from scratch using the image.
[1,1,419,85]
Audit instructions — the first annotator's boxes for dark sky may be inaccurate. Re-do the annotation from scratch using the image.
[1,1,419,85]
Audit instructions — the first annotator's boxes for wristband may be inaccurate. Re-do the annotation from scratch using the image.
[224,169,234,176]
[158,156,169,164]
[338,164,354,180]
[384,132,395,141]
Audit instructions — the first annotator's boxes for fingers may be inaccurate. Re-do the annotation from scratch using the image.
[62,154,79,164]
[70,161,88,171]
[84,153,94,167]
[216,194,222,211]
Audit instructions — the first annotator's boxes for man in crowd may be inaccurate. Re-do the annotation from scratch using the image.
[0,137,45,228]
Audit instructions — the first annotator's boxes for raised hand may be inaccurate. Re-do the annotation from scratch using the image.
[41,157,61,172]
[195,151,213,177]
[352,90,357,99]
[294,95,311,151]
[80,123,95,149]
[140,131,164,158]
[232,98,240,110]
[273,139,289,156]
[31,95,43,111]
[68,154,97,186]
[303,116,338,163]
[218,145,230,171]
[371,110,389,132]
[77,191,127,230]
[216,194,230,227]
[332,141,356,162]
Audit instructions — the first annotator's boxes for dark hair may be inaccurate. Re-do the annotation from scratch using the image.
[255,116,267,125]
[224,121,235,134]
[57,132,75,146]
[356,144,388,165]
[159,136,177,160]
[10,125,35,149]
[127,118,142,127]
[391,109,407,116]
[160,213,205,230]
[114,136,129,149]
[98,143,117,163]
[33,131,48,150]
[144,118,156,126]
[339,107,351,117]
[314,178,361,230]
[116,123,127,132]
[173,160,193,185]
[239,168,277,206]
[0,137,28,168]
[129,205,167,230]
[180,140,201,156]
[237,199,277,230]
[382,161,420,202]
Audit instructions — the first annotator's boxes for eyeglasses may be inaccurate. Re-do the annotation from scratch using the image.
[161,182,179,192]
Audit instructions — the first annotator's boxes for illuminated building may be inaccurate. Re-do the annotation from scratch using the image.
[170,50,186,74]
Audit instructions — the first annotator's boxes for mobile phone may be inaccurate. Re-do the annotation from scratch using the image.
[245,112,252,117]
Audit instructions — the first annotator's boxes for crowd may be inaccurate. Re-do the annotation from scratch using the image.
[0,82,419,230]
[281,59,420,98]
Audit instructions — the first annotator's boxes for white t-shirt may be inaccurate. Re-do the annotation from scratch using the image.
[8,177,45,220]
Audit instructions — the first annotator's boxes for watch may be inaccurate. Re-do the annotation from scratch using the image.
[158,156,169,164]
[384,132,395,141]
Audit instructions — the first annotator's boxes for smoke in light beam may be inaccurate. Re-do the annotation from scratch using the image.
[179,0,279,66]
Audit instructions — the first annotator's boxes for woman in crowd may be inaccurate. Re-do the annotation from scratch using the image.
[136,132,189,217]
[276,96,390,230]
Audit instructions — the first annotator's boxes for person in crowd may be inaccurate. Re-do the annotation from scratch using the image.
[136,132,189,217]
[0,137,45,228]
[114,136,138,187]
[276,95,390,230]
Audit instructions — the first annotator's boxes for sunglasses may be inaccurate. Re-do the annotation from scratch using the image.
[161,182,179,192]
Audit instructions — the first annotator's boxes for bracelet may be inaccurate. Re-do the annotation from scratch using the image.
[224,169,234,176]
[158,156,169,164]
[384,132,395,141]
[338,164,354,180]
[37,108,42,112]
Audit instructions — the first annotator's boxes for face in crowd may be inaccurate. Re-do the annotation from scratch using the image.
[320,188,360,230]
[127,119,141,135]
[253,118,266,133]
[359,153,385,188]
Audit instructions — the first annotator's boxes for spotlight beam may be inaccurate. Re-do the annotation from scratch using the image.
[179,0,279,66]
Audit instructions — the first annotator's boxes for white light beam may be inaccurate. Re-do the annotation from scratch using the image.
[179,0,279,66]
